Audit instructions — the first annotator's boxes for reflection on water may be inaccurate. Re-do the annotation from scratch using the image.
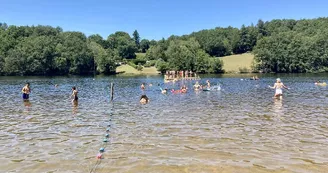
[23,100,32,112]
[0,74,328,173]
[72,101,78,115]
[273,98,283,118]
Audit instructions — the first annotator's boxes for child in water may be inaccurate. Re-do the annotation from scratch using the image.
[71,87,78,102]
[269,78,289,98]
[22,83,31,100]
[140,95,149,104]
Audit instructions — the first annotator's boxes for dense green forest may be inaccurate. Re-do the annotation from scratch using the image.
[1,17,328,75]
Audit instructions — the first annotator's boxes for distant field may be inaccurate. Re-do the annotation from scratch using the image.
[136,53,146,58]
[116,64,159,75]
[117,53,253,74]
[219,53,254,73]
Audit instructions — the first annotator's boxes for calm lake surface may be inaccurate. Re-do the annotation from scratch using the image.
[1,74,328,173]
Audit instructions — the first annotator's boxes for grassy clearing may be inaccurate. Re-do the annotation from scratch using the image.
[219,53,254,73]
[136,53,146,59]
[118,53,253,74]
[116,64,159,75]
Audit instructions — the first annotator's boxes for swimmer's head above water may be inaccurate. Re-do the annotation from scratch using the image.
[161,89,167,94]
[140,95,149,104]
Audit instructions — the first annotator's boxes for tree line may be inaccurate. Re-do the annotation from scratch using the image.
[1,17,328,75]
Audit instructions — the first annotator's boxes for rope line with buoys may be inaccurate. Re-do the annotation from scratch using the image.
[89,104,114,173]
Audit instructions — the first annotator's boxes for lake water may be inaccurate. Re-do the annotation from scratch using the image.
[1,74,328,173]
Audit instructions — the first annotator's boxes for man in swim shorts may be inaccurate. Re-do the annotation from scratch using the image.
[269,78,288,98]
[22,83,31,100]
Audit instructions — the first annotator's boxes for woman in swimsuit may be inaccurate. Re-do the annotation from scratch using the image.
[193,81,201,91]
[269,78,288,98]
[22,83,31,100]
[206,80,211,88]
[71,87,78,102]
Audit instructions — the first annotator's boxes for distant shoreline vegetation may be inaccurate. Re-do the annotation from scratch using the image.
[1,17,328,76]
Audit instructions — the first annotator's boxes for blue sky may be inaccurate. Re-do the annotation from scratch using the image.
[1,0,327,40]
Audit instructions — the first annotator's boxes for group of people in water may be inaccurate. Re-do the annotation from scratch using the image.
[139,80,213,104]
[21,77,325,105]
[21,82,79,104]
[140,77,328,104]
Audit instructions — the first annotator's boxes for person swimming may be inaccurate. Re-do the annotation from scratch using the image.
[269,78,289,98]
[141,83,145,90]
[181,85,187,93]
[161,88,168,94]
[171,89,181,94]
[193,81,201,90]
[22,82,31,100]
[140,95,149,104]
[71,87,78,102]
[315,81,327,86]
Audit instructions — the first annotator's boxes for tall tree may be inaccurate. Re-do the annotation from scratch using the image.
[107,31,137,59]
[88,34,107,48]
[133,30,140,50]
[140,39,150,53]
[257,19,267,38]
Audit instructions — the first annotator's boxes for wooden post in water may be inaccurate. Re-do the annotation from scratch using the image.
[110,83,114,102]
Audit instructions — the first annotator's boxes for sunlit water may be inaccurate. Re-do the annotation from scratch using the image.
[1,74,328,173]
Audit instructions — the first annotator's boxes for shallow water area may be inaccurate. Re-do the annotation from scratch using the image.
[0,74,328,173]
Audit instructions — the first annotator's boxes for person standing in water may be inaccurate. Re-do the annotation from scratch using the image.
[193,81,201,91]
[71,87,78,102]
[269,78,289,98]
[22,83,31,101]
[141,83,145,90]
[206,80,211,88]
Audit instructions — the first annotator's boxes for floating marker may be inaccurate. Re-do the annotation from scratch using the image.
[109,118,112,121]
[103,138,108,142]
[99,148,105,152]
[97,153,102,159]
[107,124,111,127]
[106,128,110,132]
[105,134,109,138]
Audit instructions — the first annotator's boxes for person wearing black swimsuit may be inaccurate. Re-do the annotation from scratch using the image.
[71,86,78,102]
